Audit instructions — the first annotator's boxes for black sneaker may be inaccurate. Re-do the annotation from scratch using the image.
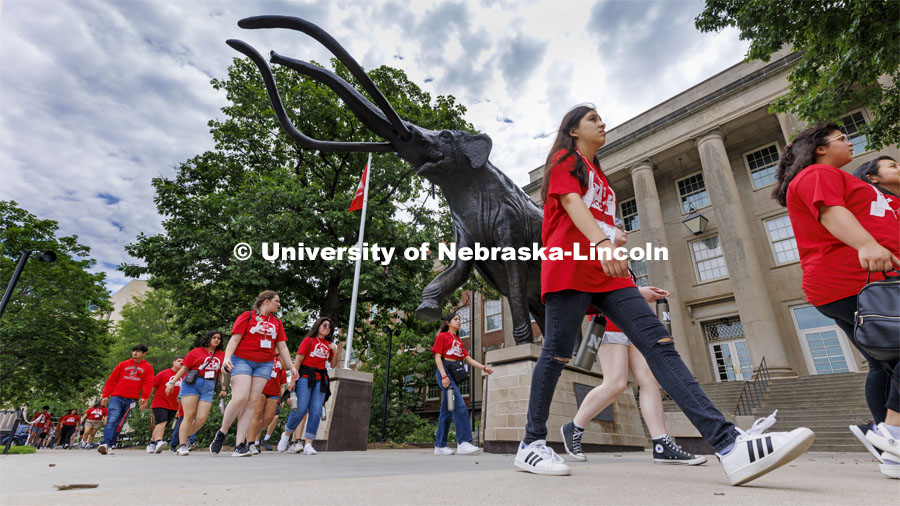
[560,422,586,462]
[653,435,707,465]
[209,430,226,455]
[232,442,251,457]
[849,421,884,463]
[261,441,273,452]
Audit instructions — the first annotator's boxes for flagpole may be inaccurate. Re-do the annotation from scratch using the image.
[344,154,371,369]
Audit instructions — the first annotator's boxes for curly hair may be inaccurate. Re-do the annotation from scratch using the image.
[197,330,224,351]
[772,123,842,206]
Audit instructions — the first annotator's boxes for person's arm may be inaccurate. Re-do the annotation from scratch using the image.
[559,193,628,278]
[139,366,154,411]
[637,286,669,303]
[819,205,900,272]
[166,365,189,395]
[463,355,494,375]
[434,353,449,388]
[223,334,243,372]
[330,341,342,369]
[276,341,299,379]
[100,362,122,406]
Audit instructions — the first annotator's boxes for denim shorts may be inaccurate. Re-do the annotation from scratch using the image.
[179,376,216,403]
[231,355,274,379]
[600,330,631,346]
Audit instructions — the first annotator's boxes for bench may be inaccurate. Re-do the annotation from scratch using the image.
[0,409,26,454]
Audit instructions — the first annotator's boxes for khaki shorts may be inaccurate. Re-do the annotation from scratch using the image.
[600,331,632,346]
[84,419,103,430]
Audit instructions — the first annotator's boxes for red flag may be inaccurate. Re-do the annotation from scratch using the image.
[348,162,368,212]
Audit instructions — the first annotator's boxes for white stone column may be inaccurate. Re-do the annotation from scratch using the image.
[629,160,693,370]
[776,111,804,143]
[695,129,794,377]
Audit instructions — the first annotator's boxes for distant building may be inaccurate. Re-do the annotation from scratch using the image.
[100,279,150,323]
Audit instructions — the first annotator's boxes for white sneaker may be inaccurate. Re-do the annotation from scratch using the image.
[717,411,814,486]
[457,442,481,455]
[97,444,109,455]
[866,423,900,459]
[146,443,156,453]
[434,446,454,455]
[154,441,167,454]
[287,441,304,454]
[249,443,260,455]
[514,440,570,476]
[277,432,290,453]
[303,443,317,455]
[849,422,883,463]
[880,451,900,479]
[176,445,190,456]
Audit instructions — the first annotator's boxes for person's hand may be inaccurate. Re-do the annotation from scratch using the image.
[858,242,900,272]
[601,256,629,278]
[100,397,109,407]
[219,389,227,399]
[441,376,450,388]
[223,357,234,373]
[165,384,173,395]
[138,399,147,411]
[483,365,494,375]
[638,286,669,302]
[287,378,296,392]
[290,367,300,381]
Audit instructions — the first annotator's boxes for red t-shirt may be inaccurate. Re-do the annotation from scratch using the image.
[431,331,469,360]
[182,347,226,380]
[262,358,287,397]
[232,310,288,362]
[787,164,900,305]
[102,359,155,400]
[541,150,634,301]
[60,414,80,426]
[297,337,333,380]
[151,368,181,410]
[31,412,51,428]
[83,407,107,421]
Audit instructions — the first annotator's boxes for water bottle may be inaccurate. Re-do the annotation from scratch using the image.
[656,298,671,335]
[289,391,298,410]
[446,389,455,411]
[218,398,225,412]
[574,314,607,369]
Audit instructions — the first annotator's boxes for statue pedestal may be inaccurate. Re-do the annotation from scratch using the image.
[313,368,373,451]
[481,343,645,454]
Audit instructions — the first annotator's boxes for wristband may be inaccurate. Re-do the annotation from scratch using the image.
[441,375,448,379]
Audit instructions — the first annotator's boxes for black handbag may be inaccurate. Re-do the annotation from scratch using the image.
[183,369,199,385]
[444,360,468,385]
[854,269,900,362]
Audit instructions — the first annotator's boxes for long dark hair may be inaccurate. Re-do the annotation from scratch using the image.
[854,156,899,198]
[306,317,335,342]
[197,330,224,352]
[540,105,602,203]
[772,123,842,206]
[439,312,459,334]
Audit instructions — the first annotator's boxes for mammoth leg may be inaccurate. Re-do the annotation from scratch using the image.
[506,264,534,344]
[416,229,473,321]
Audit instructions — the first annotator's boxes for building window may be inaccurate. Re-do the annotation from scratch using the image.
[427,381,440,400]
[690,236,728,282]
[484,299,502,332]
[676,172,710,214]
[764,214,799,265]
[620,198,640,231]
[791,305,855,375]
[458,306,471,338]
[704,317,745,342]
[629,258,649,287]
[841,110,870,153]
[744,143,780,189]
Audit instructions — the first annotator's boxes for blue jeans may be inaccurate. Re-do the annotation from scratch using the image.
[169,417,196,448]
[102,396,135,447]
[435,368,473,447]
[285,377,325,440]
[231,355,274,378]
[525,288,737,452]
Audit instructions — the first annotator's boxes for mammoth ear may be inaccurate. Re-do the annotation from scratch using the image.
[461,134,492,169]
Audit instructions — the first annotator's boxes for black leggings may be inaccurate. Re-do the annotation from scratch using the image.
[58,425,76,447]
[816,295,899,423]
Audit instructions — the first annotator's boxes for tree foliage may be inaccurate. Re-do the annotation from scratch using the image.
[106,289,190,374]
[695,0,899,148]
[0,201,113,408]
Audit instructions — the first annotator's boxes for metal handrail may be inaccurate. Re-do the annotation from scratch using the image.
[733,357,771,417]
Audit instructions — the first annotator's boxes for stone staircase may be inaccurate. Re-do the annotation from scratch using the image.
[643,373,872,453]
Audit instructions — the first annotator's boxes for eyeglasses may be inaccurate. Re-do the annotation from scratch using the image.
[825,133,850,144]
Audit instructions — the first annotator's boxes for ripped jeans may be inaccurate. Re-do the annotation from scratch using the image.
[524,287,737,452]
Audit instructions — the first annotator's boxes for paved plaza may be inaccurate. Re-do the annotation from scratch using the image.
[0,448,895,505]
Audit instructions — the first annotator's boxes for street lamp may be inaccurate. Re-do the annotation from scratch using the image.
[378,325,393,443]
[682,207,709,235]
[0,250,57,319]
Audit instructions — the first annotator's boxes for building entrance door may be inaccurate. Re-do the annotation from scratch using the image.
[704,317,752,382]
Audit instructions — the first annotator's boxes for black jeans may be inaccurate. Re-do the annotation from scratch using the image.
[816,295,900,422]
[525,287,737,452]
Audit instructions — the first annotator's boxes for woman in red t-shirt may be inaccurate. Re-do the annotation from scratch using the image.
[247,357,288,454]
[517,105,811,484]
[80,401,107,448]
[166,330,226,455]
[773,123,900,471]
[432,312,493,456]
[209,290,299,457]
[280,316,342,455]
[56,409,80,449]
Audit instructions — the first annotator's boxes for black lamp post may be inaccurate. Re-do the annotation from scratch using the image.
[377,325,393,442]
[0,250,56,319]
[682,207,709,235]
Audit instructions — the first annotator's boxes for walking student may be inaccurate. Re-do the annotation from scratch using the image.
[209,292,298,457]
[26,406,51,447]
[148,356,183,453]
[517,104,814,485]
[281,317,340,455]
[773,124,900,478]
[167,330,226,456]
[248,357,287,454]
[56,409,80,449]
[98,343,154,455]
[432,312,493,456]
[80,402,107,448]
[854,155,900,199]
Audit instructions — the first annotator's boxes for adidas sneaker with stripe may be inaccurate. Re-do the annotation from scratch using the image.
[514,439,570,476]
[717,411,814,486]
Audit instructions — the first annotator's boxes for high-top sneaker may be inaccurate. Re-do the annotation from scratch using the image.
[652,435,707,465]
[560,422,586,462]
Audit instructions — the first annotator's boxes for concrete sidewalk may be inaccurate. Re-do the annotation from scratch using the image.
[0,448,895,505]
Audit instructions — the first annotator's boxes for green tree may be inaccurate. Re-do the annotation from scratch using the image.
[106,289,190,374]
[0,201,113,408]
[695,0,899,148]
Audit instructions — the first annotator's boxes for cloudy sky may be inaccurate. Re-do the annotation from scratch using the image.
[0,0,748,294]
